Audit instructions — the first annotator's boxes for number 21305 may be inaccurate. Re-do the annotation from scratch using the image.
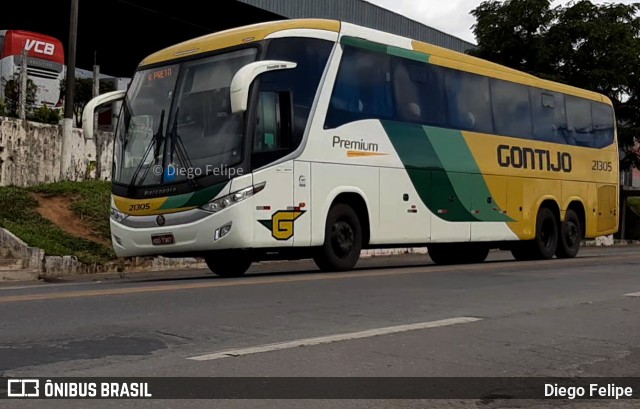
[592,161,612,172]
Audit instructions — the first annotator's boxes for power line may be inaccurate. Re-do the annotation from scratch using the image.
[113,0,216,32]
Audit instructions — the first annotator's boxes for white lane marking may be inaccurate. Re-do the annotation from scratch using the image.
[625,292,640,297]
[187,317,482,361]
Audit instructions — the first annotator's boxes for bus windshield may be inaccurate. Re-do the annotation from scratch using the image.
[114,48,257,187]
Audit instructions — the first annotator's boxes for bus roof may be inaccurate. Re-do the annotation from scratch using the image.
[410,37,607,103]
[140,19,340,67]
[139,18,608,104]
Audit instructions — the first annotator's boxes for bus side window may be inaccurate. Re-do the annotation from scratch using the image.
[531,88,567,144]
[592,102,615,148]
[490,79,533,139]
[263,37,333,142]
[251,91,294,170]
[325,46,393,128]
[444,69,493,134]
[391,57,447,126]
[0,34,5,58]
[566,96,594,147]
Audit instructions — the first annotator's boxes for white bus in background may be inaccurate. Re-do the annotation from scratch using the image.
[0,30,65,107]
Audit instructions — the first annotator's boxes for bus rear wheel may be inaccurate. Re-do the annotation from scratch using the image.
[556,208,582,259]
[313,203,362,272]
[428,243,489,265]
[511,207,558,261]
[204,251,252,278]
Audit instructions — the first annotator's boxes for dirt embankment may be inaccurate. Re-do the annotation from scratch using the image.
[31,193,111,247]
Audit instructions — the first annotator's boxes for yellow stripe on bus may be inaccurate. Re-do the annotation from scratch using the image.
[347,151,389,157]
[141,19,341,67]
[112,195,195,216]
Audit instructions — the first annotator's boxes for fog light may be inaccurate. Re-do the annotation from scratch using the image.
[113,235,123,246]
[214,222,232,241]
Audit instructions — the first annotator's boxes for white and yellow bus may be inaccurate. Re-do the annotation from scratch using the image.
[84,19,618,277]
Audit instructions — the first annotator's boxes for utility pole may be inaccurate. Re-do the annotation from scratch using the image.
[93,53,101,179]
[18,49,28,120]
[61,0,79,179]
[92,52,99,100]
[92,54,100,131]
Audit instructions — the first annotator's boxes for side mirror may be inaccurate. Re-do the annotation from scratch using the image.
[230,60,297,114]
[82,90,126,139]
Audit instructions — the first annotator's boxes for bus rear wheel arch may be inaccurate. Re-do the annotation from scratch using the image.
[511,204,559,261]
[313,202,364,272]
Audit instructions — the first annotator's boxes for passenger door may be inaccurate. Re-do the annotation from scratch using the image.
[251,91,296,247]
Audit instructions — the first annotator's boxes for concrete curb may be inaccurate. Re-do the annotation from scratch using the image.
[0,227,211,279]
[0,224,636,281]
[582,240,640,246]
[0,228,45,270]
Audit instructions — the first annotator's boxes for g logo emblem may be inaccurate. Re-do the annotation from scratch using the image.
[258,210,305,241]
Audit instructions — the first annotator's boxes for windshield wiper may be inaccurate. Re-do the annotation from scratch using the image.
[168,107,198,188]
[127,109,165,195]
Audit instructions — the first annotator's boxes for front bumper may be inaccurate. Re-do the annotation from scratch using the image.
[110,200,254,257]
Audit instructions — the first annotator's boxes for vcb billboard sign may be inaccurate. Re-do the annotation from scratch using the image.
[1,30,64,63]
[24,39,56,56]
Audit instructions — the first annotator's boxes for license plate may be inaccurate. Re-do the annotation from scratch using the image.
[151,234,174,246]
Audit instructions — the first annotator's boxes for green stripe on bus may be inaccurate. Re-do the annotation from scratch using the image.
[340,36,430,62]
[340,36,389,54]
[388,46,430,63]
[383,121,512,222]
[183,182,227,208]
[159,181,227,210]
[423,126,512,222]
[382,121,478,222]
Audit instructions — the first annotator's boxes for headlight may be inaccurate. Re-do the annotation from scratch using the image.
[200,182,265,213]
[110,207,128,223]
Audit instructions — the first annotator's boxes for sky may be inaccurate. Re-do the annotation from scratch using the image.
[366,0,638,43]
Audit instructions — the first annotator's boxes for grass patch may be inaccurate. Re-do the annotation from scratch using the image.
[0,182,115,264]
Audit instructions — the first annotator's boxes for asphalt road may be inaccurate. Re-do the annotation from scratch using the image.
[1,246,640,408]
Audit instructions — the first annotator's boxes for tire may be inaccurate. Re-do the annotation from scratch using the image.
[466,244,490,263]
[427,244,456,265]
[204,251,252,278]
[428,243,489,265]
[511,207,559,261]
[556,208,582,259]
[313,203,362,272]
[532,207,559,259]
[510,244,534,261]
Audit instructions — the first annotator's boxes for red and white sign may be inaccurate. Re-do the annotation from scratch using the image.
[1,30,64,63]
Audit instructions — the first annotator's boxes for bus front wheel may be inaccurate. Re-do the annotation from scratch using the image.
[313,203,362,272]
[204,251,252,278]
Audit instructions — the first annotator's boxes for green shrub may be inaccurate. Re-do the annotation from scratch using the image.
[29,105,62,124]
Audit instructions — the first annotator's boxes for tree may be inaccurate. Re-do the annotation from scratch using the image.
[2,73,38,117]
[60,77,116,127]
[470,0,640,169]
